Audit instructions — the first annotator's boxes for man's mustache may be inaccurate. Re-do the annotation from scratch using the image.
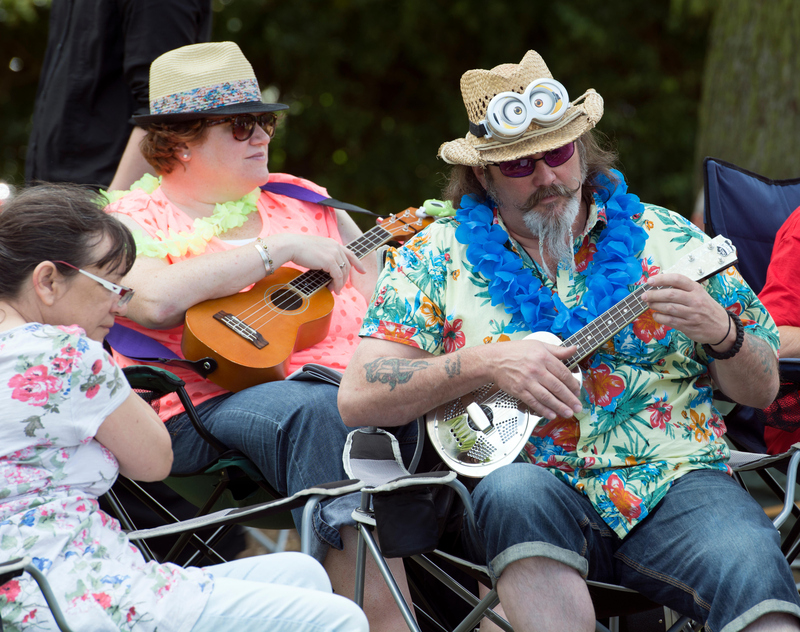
[519,181,581,212]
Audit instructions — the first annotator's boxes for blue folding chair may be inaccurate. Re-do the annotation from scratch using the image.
[703,156,800,566]
[703,157,800,295]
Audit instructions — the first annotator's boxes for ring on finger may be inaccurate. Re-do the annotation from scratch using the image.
[338,261,346,269]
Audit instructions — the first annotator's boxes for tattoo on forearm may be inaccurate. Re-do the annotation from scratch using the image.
[749,334,778,376]
[364,357,431,391]
[445,356,461,378]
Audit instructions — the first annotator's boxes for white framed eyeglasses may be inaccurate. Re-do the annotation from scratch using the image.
[54,261,135,307]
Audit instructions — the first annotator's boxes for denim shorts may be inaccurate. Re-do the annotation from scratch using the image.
[462,464,800,632]
[165,379,418,562]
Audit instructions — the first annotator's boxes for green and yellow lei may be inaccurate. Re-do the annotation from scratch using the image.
[104,174,260,259]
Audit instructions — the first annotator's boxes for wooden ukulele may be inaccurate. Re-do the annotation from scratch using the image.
[426,235,738,478]
[182,208,434,392]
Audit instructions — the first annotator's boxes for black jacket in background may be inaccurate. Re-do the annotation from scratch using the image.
[25,0,212,188]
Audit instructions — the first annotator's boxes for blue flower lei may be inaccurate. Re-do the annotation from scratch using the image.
[454,169,648,339]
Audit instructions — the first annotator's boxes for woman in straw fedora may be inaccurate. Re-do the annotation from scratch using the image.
[339,51,800,631]
[0,184,367,632]
[105,41,414,630]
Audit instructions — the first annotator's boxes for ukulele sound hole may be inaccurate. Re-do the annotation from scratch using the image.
[270,288,304,311]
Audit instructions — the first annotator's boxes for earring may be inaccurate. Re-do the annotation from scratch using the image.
[182,153,189,159]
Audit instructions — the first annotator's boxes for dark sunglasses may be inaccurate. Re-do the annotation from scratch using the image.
[493,142,575,178]
[206,112,278,142]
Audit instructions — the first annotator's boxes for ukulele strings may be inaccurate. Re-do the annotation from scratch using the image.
[226,224,395,334]
[464,286,654,418]
[561,284,655,371]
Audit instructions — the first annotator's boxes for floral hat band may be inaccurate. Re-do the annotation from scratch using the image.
[150,77,262,116]
[133,41,288,126]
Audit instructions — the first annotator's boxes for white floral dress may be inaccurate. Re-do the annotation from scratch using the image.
[0,324,212,631]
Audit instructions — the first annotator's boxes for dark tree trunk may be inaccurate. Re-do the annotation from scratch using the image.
[695,0,800,188]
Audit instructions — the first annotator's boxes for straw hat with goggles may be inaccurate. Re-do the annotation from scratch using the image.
[133,41,289,131]
[438,50,604,167]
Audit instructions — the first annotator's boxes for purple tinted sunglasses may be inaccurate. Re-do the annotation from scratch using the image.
[493,142,575,178]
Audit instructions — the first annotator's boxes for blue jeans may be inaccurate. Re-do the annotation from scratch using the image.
[463,464,800,632]
[166,379,417,562]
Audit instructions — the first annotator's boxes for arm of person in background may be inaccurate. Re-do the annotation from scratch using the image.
[112,213,363,329]
[95,389,173,481]
[777,326,800,358]
[759,208,800,359]
[108,127,156,191]
[109,0,213,190]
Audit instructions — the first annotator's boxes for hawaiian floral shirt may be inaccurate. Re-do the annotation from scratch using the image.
[361,199,779,538]
[0,324,212,631]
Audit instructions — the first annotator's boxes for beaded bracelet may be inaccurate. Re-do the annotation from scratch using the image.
[702,312,744,360]
[254,238,274,276]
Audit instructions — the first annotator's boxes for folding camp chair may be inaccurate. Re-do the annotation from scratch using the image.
[0,479,363,632]
[703,155,800,571]
[703,157,800,296]
[344,426,800,632]
[104,364,301,566]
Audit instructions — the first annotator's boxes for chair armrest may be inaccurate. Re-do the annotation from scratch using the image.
[730,445,800,529]
[0,556,29,585]
[123,365,227,454]
[767,447,800,529]
[123,364,185,394]
[0,557,74,632]
[127,479,365,555]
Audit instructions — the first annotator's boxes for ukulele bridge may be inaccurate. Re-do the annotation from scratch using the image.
[213,311,269,349]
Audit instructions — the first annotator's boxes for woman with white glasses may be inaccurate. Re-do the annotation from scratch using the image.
[0,184,367,632]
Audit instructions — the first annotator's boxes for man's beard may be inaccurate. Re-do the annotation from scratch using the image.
[523,192,581,279]
[485,173,583,280]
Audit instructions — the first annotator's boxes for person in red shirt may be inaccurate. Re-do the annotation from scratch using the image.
[759,206,800,453]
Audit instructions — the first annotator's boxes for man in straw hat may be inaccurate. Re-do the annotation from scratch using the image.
[105,41,415,630]
[339,51,800,631]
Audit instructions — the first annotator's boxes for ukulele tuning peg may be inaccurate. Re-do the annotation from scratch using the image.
[706,242,714,250]
[688,254,696,262]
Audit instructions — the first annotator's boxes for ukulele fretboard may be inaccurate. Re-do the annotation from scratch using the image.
[291,225,394,297]
[561,285,655,369]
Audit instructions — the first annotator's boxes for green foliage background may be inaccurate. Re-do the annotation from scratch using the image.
[1,0,712,219]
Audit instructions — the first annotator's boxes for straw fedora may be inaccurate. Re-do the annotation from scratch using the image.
[133,41,288,125]
[438,50,603,167]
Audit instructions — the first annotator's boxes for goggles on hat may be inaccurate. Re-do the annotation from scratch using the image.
[469,78,569,142]
[491,142,575,178]
[206,112,278,141]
